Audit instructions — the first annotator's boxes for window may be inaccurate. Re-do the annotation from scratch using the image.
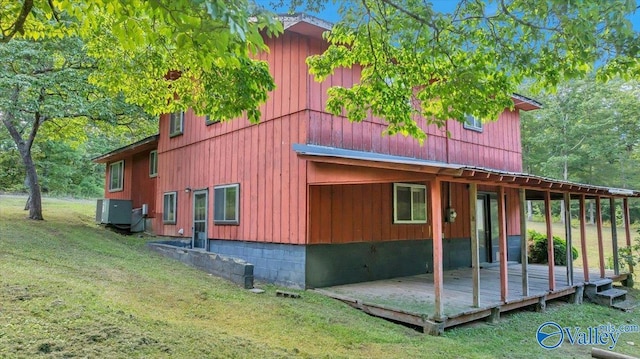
[163,192,177,224]
[393,183,427,224]
[169,111,184,137]
[109,160,124,192]
[205,115,220,126]
[463,114,483,132]
[149,150,157,177]
[214,184,239,225]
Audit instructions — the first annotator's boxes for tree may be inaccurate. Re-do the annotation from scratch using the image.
[0,37,153,219]
[303,0,640,142]
[520,78,640,222]
[522,78,640,188]
[1,0,282,120]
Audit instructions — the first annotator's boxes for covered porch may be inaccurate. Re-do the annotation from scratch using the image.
[295,144,638,333]
[315,264,628,334]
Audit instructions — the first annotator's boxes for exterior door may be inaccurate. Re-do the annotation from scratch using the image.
[477,193,500,263]
[193,190,208,250]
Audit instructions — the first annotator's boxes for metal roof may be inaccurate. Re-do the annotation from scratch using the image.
[92,134,159,163]
[293,143,639,198]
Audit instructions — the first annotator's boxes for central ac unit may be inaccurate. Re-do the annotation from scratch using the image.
[96,199,132,225]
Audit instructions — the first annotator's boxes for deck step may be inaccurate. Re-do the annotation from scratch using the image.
[587,278,613,288]
[584,279,614,302]
[611,299,638,312]
[595,288,627,307]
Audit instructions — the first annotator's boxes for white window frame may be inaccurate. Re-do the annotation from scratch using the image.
[108,160,124,192]
[163,191,177,224]
[393,183,427,224]
[149,150,158,178]
[214,184,240,225]
[463,114,483,132]
[169,111,184,137]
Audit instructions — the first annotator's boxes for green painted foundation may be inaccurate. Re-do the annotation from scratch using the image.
[306,236,524,288]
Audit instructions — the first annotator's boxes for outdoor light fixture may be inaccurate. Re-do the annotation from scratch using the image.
[185,187,191,193]
[445,207,457,223]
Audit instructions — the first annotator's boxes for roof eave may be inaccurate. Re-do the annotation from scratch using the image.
[512,93,543,111]
[92,134,159,163]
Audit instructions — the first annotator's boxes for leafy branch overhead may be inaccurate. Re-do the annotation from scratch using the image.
[1,0,284,122]
[305,0,640,141]
[3,0,640,138]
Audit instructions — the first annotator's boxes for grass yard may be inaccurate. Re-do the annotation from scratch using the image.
[0,195,639,358]
[527,220,633,272]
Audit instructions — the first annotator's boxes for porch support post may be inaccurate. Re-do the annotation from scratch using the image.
[431,178,444,319]
[563,193,573,286]
[498,186,508,302]
[623,198,633,274]
[519,188,529,296]
[544,191,556,291]
[610,197,620,276]
[469,183,480,307]
[596,196,606,278]
[579,195,590,282]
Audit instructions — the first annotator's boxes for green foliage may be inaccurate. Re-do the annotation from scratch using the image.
[619,233,640,267]
[0,36,156,217]
[520,77,640,222]
[521,78,640,189]
[306,0,640,140]
[528,229,579,266]
[1,0,282,122]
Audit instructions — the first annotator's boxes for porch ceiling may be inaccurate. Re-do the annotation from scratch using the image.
[293,143,640,199]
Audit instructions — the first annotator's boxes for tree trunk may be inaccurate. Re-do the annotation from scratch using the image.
[23,176,30,210]
[1,85,44,220]
[19,147,43,220]
[527,200,533,221]
[588,200,595,224]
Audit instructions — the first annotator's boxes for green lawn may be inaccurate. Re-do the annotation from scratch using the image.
[527,219,633,271]
[0,195,638,358]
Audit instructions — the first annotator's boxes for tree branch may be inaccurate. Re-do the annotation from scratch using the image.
[1,85,27,152]
[1,0,34,43]
[26,87,47,152]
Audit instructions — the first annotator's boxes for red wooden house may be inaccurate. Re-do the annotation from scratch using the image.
[95,14,637,330]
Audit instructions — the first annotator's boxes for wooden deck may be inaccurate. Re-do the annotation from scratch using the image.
[314,264,629,334]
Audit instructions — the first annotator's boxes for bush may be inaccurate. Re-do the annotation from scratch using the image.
[619,237,640,268]
[528,229,579,266]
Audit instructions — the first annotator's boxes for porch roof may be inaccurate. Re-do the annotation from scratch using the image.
[293,143,640,199]
[92,134,159,164]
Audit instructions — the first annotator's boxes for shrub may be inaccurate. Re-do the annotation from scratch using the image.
[619,237,640,268]
[528,229,579,266]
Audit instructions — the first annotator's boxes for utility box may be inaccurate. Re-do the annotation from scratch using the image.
[97,199,132,225]
[131,208,144,232]
[95,199,103,223]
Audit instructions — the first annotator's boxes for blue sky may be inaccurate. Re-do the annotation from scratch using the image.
[255,1,640,30]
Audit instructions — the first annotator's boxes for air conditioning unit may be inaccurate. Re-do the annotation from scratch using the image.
[96,199,132,225]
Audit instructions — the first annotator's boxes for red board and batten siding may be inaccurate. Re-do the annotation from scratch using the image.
[147,26,525,246]
[153,31,313,243]
[305,35,523,173]
[308,180,521,245]
[154,111,308,244]
[103,153,157,217]
[156,33,309,154]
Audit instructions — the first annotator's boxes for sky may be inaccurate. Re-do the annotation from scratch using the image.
[255,0,640,30]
